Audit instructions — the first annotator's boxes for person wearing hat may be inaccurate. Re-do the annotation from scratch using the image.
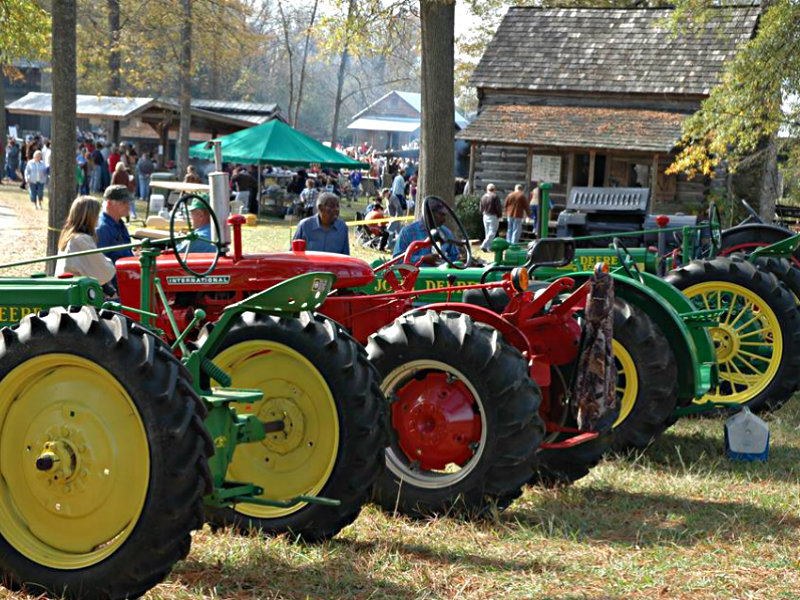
[175,197,217,254]
[95,184,134,264]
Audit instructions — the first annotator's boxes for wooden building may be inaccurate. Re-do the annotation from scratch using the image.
[347,90,468,151]
[458,6,760,211]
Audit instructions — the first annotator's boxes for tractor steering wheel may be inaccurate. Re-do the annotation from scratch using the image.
[422,196,472,270]
[741,199,764,224]
[612,237,644,284]
[169,194,223,278]
[708,201,723,255]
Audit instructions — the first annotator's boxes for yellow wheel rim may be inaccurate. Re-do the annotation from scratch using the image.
[683,281,783,405]
[213,341,339,519]
[613,340,637,428]
[0,354,149,570]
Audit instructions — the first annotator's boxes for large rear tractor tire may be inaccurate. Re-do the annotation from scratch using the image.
[367,310,546,518]
[0,307,212,600]
[665,257,800,412]
[201,312,386,542]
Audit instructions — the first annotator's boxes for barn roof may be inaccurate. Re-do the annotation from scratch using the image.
[470,6,760,96]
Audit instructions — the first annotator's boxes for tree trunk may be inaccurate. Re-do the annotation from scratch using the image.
[293,0,319,127]
[48,0,77,272]
[330,0,356,147]
[418,0,456,209]
[277,0,295,125]
[176,0,192,180]
[107,0,121,144]
[758,136,780,223]
[0,68,6,178]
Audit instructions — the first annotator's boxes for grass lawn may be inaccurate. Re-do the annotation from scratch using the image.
[0,183,799,599]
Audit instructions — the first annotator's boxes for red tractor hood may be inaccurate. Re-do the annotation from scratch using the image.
[116,250,375,305]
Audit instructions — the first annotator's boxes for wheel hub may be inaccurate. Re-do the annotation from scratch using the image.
[710,324,739,362]
[392,372,481,471]
[257,397,305,454]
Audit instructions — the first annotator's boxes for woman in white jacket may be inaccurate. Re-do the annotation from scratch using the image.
[55,196,116,287]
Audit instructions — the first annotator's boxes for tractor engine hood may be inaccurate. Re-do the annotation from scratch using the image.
[115,250,375,302]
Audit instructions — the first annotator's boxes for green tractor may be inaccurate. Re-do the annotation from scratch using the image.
[0,205,386,600]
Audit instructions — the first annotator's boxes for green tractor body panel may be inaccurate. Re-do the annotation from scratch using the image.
[0,276,105,327]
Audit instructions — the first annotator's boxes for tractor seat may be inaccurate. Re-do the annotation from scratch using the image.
[462,281,551,313]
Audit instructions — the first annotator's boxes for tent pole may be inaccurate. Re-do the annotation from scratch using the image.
[257,160,261,218]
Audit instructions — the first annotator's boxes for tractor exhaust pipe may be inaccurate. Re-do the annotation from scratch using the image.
[206,140,231,248]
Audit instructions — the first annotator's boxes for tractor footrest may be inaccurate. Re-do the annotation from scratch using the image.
[680,308,725,325]
[202,388,263,406]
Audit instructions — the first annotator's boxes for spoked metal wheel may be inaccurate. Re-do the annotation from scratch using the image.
[682,281,781,404]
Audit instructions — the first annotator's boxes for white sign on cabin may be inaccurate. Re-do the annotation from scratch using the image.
[532,155,562,184]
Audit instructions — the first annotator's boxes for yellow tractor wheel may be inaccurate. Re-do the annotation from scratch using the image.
[201,312,386,542]
[0,308,211,600]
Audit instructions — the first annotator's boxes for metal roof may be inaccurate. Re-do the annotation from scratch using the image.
[347,116,421,133]
[348,91,469,129]
[7,92,154,119]
[6,92,255,134]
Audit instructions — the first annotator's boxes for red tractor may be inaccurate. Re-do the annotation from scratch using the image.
[115,189,652,523]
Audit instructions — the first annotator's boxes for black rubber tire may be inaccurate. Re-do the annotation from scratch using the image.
[530,300,677,485]
[201,312,386,542]
[610,300,678,451]
[367,310,546,518]
[665,257,800,412]
[0,307,212,600]
[746,255,800,304]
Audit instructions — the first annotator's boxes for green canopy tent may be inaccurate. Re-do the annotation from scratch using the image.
[190,119,367,214]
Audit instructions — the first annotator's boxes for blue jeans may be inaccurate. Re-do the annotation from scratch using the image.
[28,181,44,203]
[507,217,523,243]
[138,176,150,200]
[4,164,19,181]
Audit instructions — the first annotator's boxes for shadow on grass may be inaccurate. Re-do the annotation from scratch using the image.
[625,428,800,485]
[507,485,800,548]
[174,547,420,600]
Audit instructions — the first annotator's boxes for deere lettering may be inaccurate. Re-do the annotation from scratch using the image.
[425,279,470,290]
[575,255,620,271]
[0,306,42,324]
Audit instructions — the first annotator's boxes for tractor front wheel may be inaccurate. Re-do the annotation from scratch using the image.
[201,312,386,542]
[368,310,545,517]
[0,307,211,600]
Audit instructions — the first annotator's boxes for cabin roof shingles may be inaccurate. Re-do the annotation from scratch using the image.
[456,104,688,152]
[471,6,760,96]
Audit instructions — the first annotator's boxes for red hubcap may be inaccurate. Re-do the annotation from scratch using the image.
[391,373,482,470]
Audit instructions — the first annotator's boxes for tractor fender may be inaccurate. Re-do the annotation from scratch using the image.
[401,303,533,358]
[568,271,714,404]
[721,223,799,261]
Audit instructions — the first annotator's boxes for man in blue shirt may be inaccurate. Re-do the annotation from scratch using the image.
[292,193,350,255]
[393,197,459,265]
[96,185,135,264]
[176,197,217,254]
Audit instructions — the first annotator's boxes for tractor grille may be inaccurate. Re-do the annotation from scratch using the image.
[566,187,650,214]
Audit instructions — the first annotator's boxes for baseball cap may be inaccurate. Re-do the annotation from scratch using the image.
[103,185,131,201]
[187,197,209,212]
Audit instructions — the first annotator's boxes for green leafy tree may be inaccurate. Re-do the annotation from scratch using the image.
[0,0,50,176]
[666,1,796,219]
